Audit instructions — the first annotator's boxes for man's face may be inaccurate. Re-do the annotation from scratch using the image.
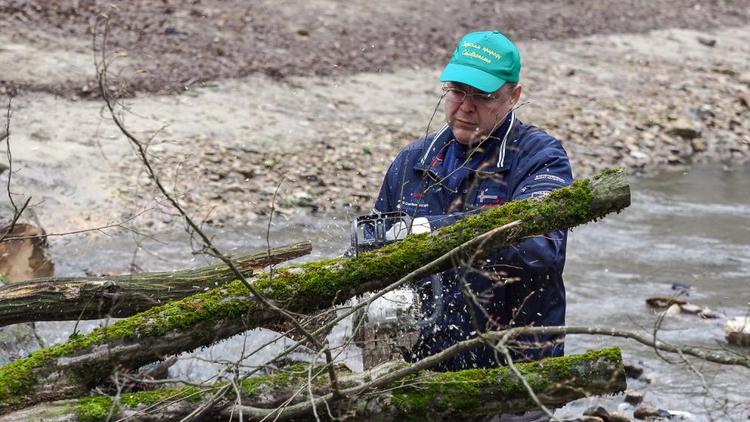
[443,82,522,145]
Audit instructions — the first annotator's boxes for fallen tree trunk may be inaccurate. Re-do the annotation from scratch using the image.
[0,348,626,421]
[0,242,312,327]
[0,168,630,413]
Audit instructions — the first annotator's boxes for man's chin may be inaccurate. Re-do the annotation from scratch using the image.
[452,128,482,145]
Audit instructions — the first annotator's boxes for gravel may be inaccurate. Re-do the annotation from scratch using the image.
[1,0,749,96]
[1,1,749,228]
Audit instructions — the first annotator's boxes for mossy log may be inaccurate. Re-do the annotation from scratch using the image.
[0,168,630,413]
[0,242,312,327]
[0,348,626,421]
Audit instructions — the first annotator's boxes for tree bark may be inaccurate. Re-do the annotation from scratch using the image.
[0,348,626,421]
[0,242,312,327]
[0,168,631,413]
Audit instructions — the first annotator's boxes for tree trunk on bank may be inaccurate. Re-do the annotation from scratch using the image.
[0,348,626,421]
[0,168,631,414]
[0,242,312,327]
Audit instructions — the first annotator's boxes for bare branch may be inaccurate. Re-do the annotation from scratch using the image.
[0,208,153,242]
[94,13,328,378]
[493,326,750,368]
[0,97,32,243]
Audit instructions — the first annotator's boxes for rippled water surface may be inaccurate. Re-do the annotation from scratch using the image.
[36,164,750,420]
[560,165,750,420]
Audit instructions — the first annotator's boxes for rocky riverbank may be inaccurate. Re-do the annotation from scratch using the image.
[1,2,749,231]
[116,25,750,227]
[2,0,748,97]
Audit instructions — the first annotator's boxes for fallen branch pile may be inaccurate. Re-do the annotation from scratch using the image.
[0,168,632,419]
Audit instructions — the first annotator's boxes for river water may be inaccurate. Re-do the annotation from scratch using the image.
[29,164,750,420]
[559,165,750,420]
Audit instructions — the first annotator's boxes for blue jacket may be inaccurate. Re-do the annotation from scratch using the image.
[374,112,572,370]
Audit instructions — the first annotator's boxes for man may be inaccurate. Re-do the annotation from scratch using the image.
[374,31,572,370]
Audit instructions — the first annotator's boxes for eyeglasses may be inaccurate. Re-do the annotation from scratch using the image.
[442,86,502,105]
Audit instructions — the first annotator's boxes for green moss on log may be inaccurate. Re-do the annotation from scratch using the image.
[0,276,261,409]
[77,397,113,422]
[76,386,204,421]
[0,242,312,328]
[390,347,625,419]
[0,169,629,412]
[258,172,622,314]
[74,365,314,421]
[70,348,623,421]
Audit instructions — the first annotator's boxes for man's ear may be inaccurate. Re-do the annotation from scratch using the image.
[510,83,523,106]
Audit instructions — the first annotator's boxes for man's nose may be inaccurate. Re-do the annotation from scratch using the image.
[458,97,476,112]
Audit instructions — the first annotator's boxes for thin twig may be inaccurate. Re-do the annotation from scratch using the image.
[0,208,153,242]
[0,97,32,243]
[3,97,15,212]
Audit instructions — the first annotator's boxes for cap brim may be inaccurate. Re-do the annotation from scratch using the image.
[440,63,506,93]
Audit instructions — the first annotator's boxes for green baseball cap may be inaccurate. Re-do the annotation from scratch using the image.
[440,31,521,93]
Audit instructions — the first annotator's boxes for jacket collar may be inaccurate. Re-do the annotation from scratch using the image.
[414,112,517,175]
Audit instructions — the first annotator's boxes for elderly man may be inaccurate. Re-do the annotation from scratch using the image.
[374,31,572,370]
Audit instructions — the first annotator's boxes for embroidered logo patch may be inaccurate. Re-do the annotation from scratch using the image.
[531,191,552,198]
[533,174,566,184]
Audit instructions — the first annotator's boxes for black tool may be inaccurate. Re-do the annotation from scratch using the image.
[348,210,412,257]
